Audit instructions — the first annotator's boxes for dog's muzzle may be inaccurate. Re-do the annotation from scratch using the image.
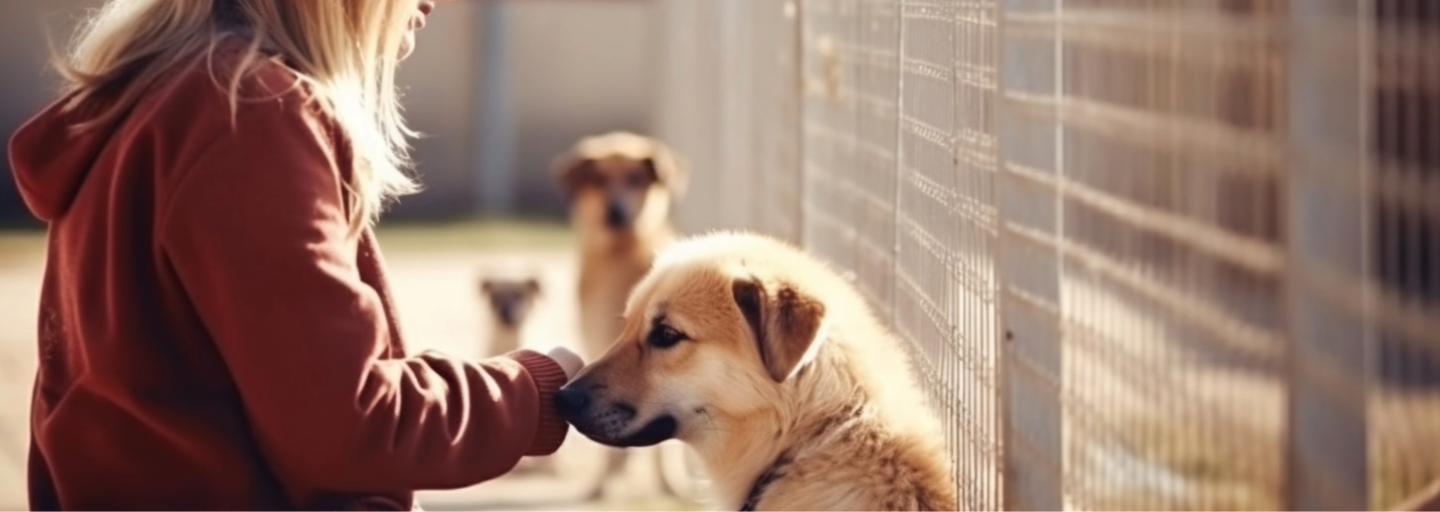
[556,382,677,447]
[494,303,520,327]
[554,386,593,419]
[604,200,631,229]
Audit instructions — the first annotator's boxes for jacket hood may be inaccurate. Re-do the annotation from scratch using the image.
[8,94,122,221]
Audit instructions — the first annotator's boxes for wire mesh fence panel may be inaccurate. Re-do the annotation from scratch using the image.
[655,0,804,241]
[716,0,756,236]
[1364,0,1440,509]
[748,0,806,241]
[800,0,900,318]
[651,0,727,235]
[895,0,1003,509]
[653,0,1440,509]
[1055,1,1289,510]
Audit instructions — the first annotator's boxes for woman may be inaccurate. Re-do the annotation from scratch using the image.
[7,1,583,509]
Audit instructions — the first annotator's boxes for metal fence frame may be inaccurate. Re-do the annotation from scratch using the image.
[650,1,1440,510]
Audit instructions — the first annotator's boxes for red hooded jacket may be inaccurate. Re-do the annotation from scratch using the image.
[7,48,568,510]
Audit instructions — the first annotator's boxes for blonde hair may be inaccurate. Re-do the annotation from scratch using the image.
[54,0,422,236]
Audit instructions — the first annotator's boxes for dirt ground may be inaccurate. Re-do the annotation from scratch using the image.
[0,220,702,511]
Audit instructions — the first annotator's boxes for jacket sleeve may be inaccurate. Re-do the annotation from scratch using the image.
[157,91,568,492]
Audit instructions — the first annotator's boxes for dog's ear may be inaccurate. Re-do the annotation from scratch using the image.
[551,149,598,197]
[479,278,494,296]
[643,140,689,198]
[524,278,542,297]
[732,277,826,383]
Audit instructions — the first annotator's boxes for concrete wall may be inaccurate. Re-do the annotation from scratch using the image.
[0,0,655,224]
[504,0,655,216]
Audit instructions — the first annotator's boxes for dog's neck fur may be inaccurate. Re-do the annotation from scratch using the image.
[701,333,892,509]
[698,307,951,510]
[579,221,675,258]
[486,323,522,357]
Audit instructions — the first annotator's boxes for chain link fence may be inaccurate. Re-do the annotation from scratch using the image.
[649,0,1440,509]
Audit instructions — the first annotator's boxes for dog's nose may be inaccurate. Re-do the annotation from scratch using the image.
[604,201,629,228]
[555,387,590,419]
[497,304,517,326]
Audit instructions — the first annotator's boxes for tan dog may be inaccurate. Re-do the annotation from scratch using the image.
[553,131,690,498]
[555,232,958,511]
[553,131,687,361]
[477,276,541,358]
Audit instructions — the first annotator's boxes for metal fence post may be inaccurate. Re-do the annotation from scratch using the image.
[474,0,514,214]
[793,0,808,245]
[1285,1,1371,509]
[997,0,1065,508]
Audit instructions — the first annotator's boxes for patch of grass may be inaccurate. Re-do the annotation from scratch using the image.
[375,216,574,253]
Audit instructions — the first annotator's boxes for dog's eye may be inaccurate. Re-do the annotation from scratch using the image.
[625,172,651,188]
[647,324,686,349]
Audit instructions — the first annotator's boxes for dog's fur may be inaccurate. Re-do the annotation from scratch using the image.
[478,276,541,357]
[553,131,690,497]
[553,131,687,361]
[557,232,958,511]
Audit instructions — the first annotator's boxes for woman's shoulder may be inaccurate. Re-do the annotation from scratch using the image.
[133,40,346,194]
[143,38,320,135]
[139,39,342,165]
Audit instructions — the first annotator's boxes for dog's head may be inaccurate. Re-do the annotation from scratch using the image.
[479,276,541,329]
[551,132,687,234]
[556,234,829,449]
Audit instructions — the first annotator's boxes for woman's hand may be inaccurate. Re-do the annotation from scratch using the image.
[545,347,585,381]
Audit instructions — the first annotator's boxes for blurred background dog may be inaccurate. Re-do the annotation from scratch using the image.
[552,131,698,500]
[477,275,542,358]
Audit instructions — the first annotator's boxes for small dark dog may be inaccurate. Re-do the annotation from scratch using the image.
[478,276,541,358]
[478,274,552,476]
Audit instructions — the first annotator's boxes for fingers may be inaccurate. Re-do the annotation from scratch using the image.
[545,346,585,381]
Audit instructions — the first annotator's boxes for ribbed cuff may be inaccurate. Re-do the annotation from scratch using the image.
[509,350,570,456]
